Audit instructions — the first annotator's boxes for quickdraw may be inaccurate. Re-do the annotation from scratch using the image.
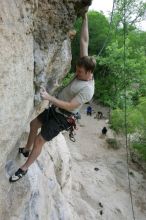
[67,116,77,142]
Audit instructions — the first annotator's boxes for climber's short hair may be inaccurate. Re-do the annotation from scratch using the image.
[82,0,92,6]
[76,56,96,73]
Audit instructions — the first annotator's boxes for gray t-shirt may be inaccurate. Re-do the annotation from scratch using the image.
[57,77,94,113]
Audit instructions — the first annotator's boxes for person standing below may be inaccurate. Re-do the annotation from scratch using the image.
[87,106,92,116]
[9,6,96,182]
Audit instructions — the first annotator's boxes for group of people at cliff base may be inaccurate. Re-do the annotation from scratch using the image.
[85,105,107,136]
[9,0,96,183]
[86,105,104,118]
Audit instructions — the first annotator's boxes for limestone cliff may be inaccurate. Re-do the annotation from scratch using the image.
[0,0,89,219]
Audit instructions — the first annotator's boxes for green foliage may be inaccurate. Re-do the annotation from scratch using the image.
[88,11,110,55]
[132,142,146,161]
[113,0,146,29]
[110,103,146,161]
[110,97,146,160]
[110,108,125,132]
[127,109,144,133]
[110,101,145,134]
[95,37,146,108]
[137,97,146,120]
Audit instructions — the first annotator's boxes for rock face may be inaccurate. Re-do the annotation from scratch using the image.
[0,0,34,168]
[2,133,76,220]
[0,0,89,219]
[33,0,76,103]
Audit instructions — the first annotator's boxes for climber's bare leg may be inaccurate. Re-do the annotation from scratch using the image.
[24,118,42,151]
[21,134,46,171]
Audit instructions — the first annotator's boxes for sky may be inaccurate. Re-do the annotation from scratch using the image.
[89,0,113,16]
[89,0,146,31]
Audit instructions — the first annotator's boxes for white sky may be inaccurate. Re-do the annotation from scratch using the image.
[89,0,113,16]
[89,0,146,31]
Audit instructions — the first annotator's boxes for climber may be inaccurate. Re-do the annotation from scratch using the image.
[9,7,96,182]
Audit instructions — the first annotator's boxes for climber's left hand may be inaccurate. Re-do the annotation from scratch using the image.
[40,87,52,101]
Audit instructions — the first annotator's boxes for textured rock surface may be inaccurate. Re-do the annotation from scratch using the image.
[33,0,76,103]
[0,0,87,166]
[0,0,88,219]
[1,133,76,220]
[0,0,34,168]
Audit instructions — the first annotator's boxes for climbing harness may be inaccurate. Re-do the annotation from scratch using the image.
[58,109,78,142]
[48,105,77,142]
[67,115,77,142]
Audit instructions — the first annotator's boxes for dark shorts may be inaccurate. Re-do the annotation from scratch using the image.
[37,107,70,141]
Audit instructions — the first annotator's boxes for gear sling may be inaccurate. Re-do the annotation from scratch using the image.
[48,106,77,142]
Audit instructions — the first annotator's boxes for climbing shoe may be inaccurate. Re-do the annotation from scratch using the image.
[19,148,30,157]
[9,168,27,183]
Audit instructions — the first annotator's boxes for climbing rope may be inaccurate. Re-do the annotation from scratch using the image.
[123,0,136,219]
[97,0,136,218]
[97,0,116,56]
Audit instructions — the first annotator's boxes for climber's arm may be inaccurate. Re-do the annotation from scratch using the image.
[45,95,80,112]
[40,88,80,111]
[80,13,89,58]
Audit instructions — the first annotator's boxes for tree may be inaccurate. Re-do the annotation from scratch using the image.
[112,0,146,30]
[95,31,146,108]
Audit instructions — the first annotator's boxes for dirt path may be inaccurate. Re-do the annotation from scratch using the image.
[64,104,146,220]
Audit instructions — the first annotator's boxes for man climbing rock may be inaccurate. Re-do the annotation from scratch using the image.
[9,2,96,182]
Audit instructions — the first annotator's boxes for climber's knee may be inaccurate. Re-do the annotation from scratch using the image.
[34,134,46,148]
[30,118,42,130]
